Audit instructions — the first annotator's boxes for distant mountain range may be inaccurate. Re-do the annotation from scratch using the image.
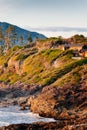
[0,22,46,46]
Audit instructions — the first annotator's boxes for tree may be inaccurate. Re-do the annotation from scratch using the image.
[57,36,63,43]
[0,45,3,54]
[27,33,32,44]
[5,25,13,49]
[0,26,4,45]
[35,36,39,41]
[11,26,17,45]
[19,35,23,45]
[73,34,85,43]
[5,25,17,50]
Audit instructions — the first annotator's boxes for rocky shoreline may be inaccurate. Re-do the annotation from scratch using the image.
[0,119,87,130]
[0,81,87,130]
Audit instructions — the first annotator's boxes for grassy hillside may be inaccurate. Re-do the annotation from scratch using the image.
[0,42,87,87]
[0,40,87,125]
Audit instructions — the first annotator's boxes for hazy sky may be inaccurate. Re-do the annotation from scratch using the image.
[0,0,87,37]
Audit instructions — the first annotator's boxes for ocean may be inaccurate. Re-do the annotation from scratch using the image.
[0,106,55,127]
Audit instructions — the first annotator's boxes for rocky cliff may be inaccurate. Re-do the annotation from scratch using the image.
[0,38,87,129]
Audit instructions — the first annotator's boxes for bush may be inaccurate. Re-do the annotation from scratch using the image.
[4,62,8,68]
[15,54,29,61]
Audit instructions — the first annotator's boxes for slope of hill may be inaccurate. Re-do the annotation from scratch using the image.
[0,37,87,129]
[0,22,46,46]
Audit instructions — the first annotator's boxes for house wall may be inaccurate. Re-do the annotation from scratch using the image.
[84,52,87,57]
[58,45,83,51]
[79,51,87,57]
[58,45,65,51]
[70,46,82,51]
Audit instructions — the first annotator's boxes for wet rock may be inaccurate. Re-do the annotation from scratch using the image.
[20,106,26,110]
[0,119,87,130]
[18,97,28,106]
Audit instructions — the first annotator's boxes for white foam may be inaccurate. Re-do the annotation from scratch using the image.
[0,106,56,127]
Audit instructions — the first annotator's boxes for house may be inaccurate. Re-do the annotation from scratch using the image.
[69,44,83,51]
[58,44,70,51]
[58,43,83,51]
[58,43,87,58]
[79,45,87,57]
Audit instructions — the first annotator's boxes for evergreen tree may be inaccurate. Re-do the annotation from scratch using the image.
[19,35,23,45]
[27,33,32,44]
[0,26,4,45]
[11,26,17,45]
[0,45,3,54]
[5,25,13,49]
[5,25,17,50]
[35,36,39,41]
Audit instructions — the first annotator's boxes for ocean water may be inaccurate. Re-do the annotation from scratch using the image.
[0,106,55,127]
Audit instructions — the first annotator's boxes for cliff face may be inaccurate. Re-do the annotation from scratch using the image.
[30,82,87,119]
[0,39,87,121]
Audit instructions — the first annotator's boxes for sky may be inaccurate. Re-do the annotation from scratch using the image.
[0,0,87,37]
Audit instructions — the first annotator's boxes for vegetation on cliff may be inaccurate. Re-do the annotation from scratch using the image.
[0,36,87,126]
[0,36,87,86]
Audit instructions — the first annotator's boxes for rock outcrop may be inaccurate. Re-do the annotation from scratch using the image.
[30,84,87,120]
[0,81,42,97]
[8,58,22,75]
[0,118,87,130]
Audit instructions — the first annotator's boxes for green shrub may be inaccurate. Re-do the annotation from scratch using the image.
[15,54,29,61]
[4,62,8,68]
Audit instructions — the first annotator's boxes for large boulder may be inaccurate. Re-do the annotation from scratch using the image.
[30,84,87,119]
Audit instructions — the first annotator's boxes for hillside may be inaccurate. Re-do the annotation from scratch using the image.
[0,22,46,46]
[0,37,87,91]
[0,37,87,129]
[0,45,86,85]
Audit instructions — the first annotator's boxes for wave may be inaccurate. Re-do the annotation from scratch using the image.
[0,121,9,127]
[0,106,56,127]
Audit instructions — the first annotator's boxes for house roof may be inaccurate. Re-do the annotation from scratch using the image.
[60,43,83,47]
[69,43,83,47]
